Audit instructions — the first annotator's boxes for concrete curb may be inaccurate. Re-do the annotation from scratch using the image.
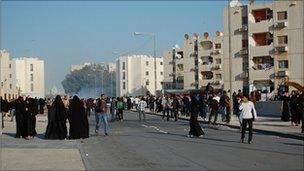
[129,110,304,140]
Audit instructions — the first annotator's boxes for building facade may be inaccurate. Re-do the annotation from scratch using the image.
[163,32,224,92]
[223,0,304,95]
[0,50,18,100]
[116,55,164,97]
[12,57,45,98]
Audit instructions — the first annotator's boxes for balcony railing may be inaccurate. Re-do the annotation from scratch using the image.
[275,45,288,53]
[274,21,288,29]
[211,65,221,70]
[238,25,248,32]
[210,49,222,55]
[240,49,248,55]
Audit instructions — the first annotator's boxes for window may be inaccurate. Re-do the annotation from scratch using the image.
[9,64,11,68]
[30,74,34,81]
[177,64,184,71]
[278,60,288,69]
[146,61,149,66]
[122,72,126,80]
[146,80,149,86]
[146,71,149,76]
[9,74,12,78]
[160,72,163,75]
[216,74,222,79]
[123,82,126,90]
[278,36,288,44]
[277,11,287,20]
[122,62,125,70]
[160,62,163,65]
[30,83,34,92]
[216,58,222,64]
[215,43,221,49]
[9,84,12,89]
[30,64,33,71]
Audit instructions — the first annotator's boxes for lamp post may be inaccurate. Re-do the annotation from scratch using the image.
[134,32,157,95]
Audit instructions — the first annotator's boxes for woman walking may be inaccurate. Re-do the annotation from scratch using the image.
[281,91,290,121]
[239,94,258,144]
[188,93,204,138]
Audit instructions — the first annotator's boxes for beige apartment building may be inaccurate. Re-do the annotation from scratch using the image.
[116,55,164,97]
[164,0,303,96]
[163,32,224,92]
[0,50,19,100]
[223,0,303,95]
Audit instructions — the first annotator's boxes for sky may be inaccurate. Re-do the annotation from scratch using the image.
[1,0,234,92]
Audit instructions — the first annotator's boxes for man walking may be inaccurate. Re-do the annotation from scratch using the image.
[137,97,147,122]
[95,94,109,136]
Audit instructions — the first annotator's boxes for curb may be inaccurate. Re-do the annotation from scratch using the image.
[129,110,304,141]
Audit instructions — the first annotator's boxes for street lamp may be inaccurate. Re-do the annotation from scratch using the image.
[134,32,157,95]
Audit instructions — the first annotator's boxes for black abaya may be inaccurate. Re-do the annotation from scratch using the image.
[45,95,67,140]
[281,96,290,121]
[68,96,89,139]
[189,96,204,137]
[15,97,26,138]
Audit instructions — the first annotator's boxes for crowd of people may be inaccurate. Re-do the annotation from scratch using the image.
[1,86,303,143]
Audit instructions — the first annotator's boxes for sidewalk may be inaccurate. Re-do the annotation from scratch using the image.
[1,115,85,171]
[132,109,304,140]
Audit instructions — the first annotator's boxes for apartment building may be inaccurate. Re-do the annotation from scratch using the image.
[163,32,224,92]
[0,50,18,100]
[116,55,164,97]
[12,57,45,98]
[223,0,303,94]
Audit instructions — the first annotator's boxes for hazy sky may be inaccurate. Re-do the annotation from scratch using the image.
[2,0,233,92]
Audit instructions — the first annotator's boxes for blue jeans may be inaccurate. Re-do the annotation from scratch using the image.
[95,113,109,134]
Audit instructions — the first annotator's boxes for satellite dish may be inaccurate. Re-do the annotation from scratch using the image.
[230,0,242,7]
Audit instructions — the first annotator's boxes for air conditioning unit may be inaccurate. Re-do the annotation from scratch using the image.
[238,25,248,32]
[211,49,221,55]
[190,82,198,86]
[190,67,198,72]
[274,22,288,28]
[277,70,289,77]
[169,73,176,77]
[240,49,248,55]
[275,46,288,53]
[168,61,174,65]
[240,71,249,79]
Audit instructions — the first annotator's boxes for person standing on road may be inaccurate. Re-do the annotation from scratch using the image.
[172,95,180,121]
[280,91,290,122]
[116,97,124,122]
[208,92,220,125]
[162,95,170,121]
[68,96,89,139]
[95,94,109,136]
[137,97,147,122]
[45,95,68,140]
[188,93,205,138]
[15,96,26,138]
[220,91,231,123]
[239,94,257,144]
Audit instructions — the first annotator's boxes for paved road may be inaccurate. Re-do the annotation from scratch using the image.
[80,110,304,170]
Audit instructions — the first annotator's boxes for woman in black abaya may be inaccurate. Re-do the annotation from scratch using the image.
[188,93,205,137]
[26,98,38,139]
[45,95,67,140]
[15,96,26,138]
[68,96,89,139]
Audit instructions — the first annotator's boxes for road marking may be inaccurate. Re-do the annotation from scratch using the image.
[141,124,168,134]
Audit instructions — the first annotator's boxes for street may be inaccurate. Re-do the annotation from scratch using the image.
[81,110,303,170]
[1,110,303,170]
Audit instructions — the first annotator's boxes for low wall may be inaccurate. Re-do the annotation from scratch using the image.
[255,101,282,117]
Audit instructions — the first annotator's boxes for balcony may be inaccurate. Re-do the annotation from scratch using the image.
[250,45,273,57]
[274,21,288,29]
[249,19,273,33]
[201,71,213,80]
[250,68,274,80]
[162,82,184,90]
[199,40,213,50]
[252,56,274,70]
[200,64,212,71]
[210,81,222,86]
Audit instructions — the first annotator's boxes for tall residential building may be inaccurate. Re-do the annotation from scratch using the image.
[116,55,164,97]
[223,0,304,94]
[163,32,224,92]
[0,50,18,100]
[12,57,45,98]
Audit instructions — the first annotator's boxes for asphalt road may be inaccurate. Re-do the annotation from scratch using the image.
[79,110,304,170]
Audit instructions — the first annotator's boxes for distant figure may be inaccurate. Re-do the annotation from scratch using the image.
[116,97,124,121]
[25,98,38,139]
[239,94,258,144]
[45,95,67,140]
[280,92,290,122]
[95,94,109,136]
[67,96,89,139]
[188,93,204,137]
[137,97,147,122]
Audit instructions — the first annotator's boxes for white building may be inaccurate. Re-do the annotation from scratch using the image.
[116,55,164,97]
[0,50,18,100]
[12,57,45,98]
[70,62,91,72]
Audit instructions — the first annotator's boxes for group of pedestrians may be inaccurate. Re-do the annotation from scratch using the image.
[281,90,304,133]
